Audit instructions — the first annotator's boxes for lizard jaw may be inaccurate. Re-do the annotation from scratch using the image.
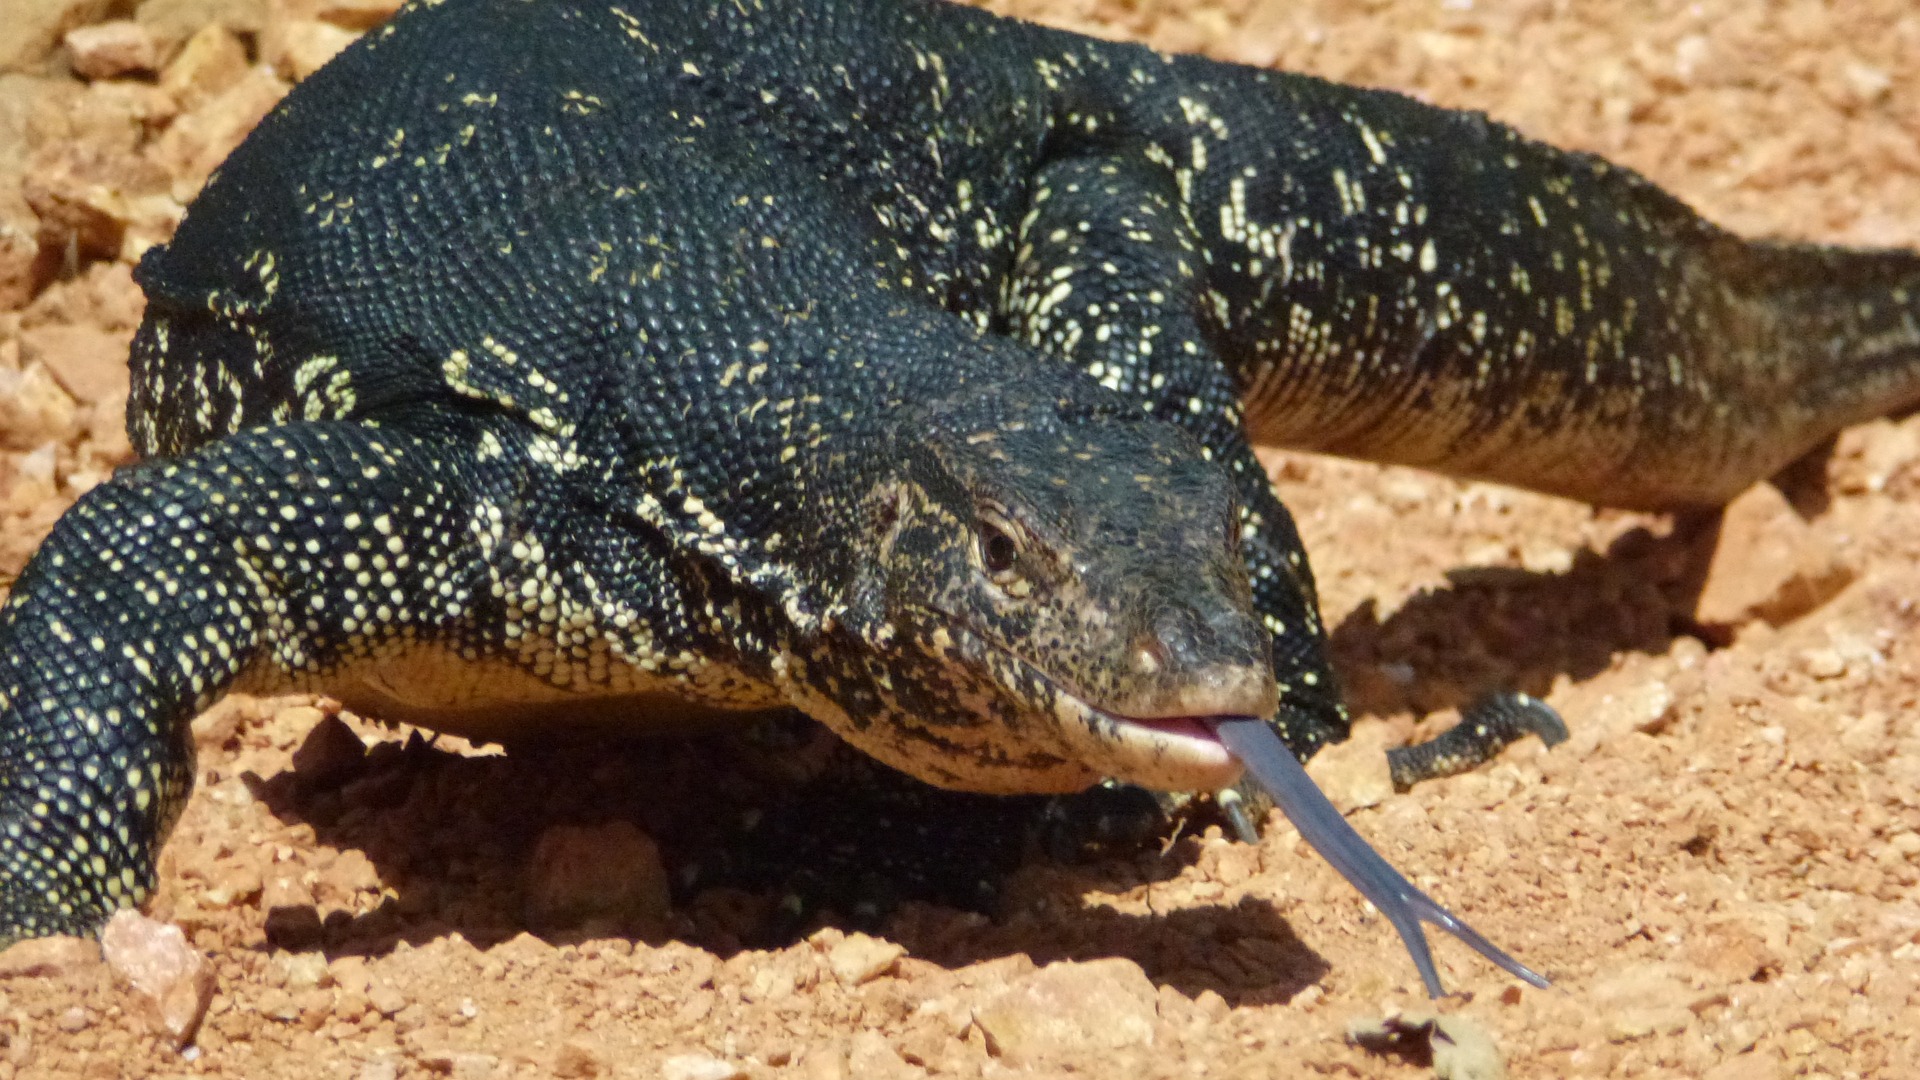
[887,607,1253,791]
[1045,689,1248,793]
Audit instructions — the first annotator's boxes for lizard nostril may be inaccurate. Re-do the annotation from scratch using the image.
[1131,635,1170,674]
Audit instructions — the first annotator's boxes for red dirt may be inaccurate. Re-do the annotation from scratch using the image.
[2,1,1918,1077]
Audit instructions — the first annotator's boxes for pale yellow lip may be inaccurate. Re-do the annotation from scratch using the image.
[1049,691,1246,793]
[909,608,1252,792]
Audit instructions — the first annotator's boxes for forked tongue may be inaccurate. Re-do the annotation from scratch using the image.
[1205,715,1550,997]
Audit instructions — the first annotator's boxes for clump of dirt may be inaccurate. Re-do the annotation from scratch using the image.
[2,1,1918,1077]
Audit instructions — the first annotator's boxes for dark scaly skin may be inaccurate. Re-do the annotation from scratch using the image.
[4,0,1920,990]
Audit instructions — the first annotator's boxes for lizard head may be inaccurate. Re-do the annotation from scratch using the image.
[825,403,1278,795]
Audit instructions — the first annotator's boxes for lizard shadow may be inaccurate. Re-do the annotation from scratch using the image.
[1325,441,1860,729]
[885,886,1332,1007]
[244,723,1329,1007]
[1323,511,1728,723]
[1322,434,1869,730]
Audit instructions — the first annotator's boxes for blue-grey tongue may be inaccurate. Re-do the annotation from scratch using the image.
[1204,715,1550,997]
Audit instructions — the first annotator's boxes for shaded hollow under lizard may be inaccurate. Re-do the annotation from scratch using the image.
[5,0,1920,992]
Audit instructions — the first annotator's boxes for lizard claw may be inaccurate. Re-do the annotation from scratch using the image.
[1205,715,1551,997]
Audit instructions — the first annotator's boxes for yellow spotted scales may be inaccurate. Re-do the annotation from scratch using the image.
[5,0,1920,996]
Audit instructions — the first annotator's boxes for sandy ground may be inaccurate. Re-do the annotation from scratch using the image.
[2,0,1919,1076]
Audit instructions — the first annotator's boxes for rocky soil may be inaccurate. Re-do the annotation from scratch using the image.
[1,0,1918,1077]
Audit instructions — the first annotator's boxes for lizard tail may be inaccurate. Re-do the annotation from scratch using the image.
[1711,234,1920,446]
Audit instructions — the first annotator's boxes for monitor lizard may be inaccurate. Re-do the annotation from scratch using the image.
[3,0,1918,996]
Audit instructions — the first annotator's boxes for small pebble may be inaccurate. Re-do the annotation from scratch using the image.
[972,958,1159,1063]
[826,933,905,986]
[63,20,161,79]
[1799,647,1847,680]
[367,982,409,1018]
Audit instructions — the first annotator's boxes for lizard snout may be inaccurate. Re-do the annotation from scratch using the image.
[1111,602,1277,721]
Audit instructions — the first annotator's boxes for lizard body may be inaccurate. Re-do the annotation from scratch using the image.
[4,0,1919,992]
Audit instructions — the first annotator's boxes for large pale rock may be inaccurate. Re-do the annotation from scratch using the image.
[21,260,146,330]
[1585,962,1701,1044]
[99,910,216,1047]
[971,958,1159,1064]
[845,1031,924,1080]
[1693,483,1852,627]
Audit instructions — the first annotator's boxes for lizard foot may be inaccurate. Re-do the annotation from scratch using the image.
[1387,692,1569,791]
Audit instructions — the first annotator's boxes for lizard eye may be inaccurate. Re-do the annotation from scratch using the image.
[974,518,1020,577]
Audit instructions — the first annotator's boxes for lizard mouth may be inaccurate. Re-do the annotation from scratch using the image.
[1053,696,1245,792]
[1100,713,1217,741]
[908,608,1247,791]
